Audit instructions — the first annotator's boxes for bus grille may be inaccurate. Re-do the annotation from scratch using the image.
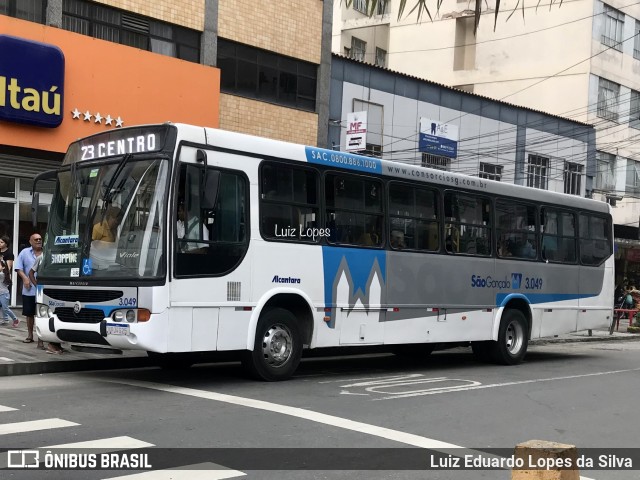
[43,289,123,302]
[55,307,106,324]
[56,330,110,345]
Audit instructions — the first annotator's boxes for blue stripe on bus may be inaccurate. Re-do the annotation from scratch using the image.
[496,292,597,307]
[305,146,382,174]
[322,247,386,328]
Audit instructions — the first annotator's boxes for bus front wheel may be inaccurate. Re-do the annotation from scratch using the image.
[490,309,528,365]
[242,308,302,381]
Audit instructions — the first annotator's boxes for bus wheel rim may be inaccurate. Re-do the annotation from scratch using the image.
[262,324,293,367]
[505,320,524,355]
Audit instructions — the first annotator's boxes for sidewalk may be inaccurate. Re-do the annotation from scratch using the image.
[0,316,151,377]
[1,315,640,377]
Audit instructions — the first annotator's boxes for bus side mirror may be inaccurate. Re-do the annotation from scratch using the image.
[31,192,39,228]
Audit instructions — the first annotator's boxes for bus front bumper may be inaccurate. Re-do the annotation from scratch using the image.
[34,312,166,351]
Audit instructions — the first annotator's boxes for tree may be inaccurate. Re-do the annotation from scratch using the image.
[343,0,564,34]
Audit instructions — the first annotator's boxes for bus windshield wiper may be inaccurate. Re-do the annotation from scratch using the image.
[80,153,131,265]
[102,153,131,204]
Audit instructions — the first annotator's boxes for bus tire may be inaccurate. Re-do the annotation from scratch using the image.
[242,308,302,381]
[490,309,528,365]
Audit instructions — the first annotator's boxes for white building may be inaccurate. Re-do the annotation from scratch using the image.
[333,0,640,232]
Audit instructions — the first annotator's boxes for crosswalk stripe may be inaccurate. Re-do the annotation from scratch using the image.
[0,405,17,412]
[103,464,245,480]
[0,418,78,435]
[44,436,154,449]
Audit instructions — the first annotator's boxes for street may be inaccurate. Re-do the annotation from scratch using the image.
[1,340,639,479]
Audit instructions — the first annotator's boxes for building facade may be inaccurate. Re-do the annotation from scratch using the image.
[329,55,595,200]
[0,0,332,304]
[333,0,639,286]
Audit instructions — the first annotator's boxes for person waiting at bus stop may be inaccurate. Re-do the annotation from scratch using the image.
[29,254,64,355]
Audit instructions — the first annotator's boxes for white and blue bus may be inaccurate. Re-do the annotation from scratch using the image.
[33,123,614,380]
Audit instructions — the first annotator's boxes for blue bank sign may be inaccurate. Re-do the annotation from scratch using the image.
[419,117,458,158]
[0,35,65,128]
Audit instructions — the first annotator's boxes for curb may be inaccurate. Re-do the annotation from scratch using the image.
[2,335,639,378]
[530,334,640,345]
[0,356,154,377]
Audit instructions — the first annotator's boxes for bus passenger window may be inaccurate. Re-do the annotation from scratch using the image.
[445,225,459,253]
[390,230,406,249]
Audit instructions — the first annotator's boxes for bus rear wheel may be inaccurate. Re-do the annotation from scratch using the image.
[489,309,528,365]
[242,308,302,381]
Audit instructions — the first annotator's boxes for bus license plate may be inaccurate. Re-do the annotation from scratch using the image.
[106,323,129,336]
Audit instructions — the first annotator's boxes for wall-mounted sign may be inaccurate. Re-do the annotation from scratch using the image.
[0,35,65,128]
[346,111,367,152]
[419,118,458,158]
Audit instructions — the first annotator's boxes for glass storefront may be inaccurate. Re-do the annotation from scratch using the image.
[0,176,53,307]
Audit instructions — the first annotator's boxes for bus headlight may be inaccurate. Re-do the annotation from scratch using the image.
[110,309,151,323]
[37,303,52,318]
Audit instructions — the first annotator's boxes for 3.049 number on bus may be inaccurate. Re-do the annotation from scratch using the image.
[525,277,543,290]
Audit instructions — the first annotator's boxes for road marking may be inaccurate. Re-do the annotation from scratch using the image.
[0,405,17,412]
[0,418,78,435]
[374,367,640,400]
[319,373,422,384]
[0,357,14,362]
[104,378,461,450]
[339,375,482,398]
[103,379,598,480]
[104,463,245,480]
[44,436,154,449]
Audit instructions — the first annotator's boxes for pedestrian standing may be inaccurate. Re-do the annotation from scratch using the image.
[14,233,44,349]
[0,255,17,326]
[0,235,16,322]
[29,254,63,354]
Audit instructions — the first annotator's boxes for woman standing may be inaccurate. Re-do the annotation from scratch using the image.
[0,235,17,326]
[0,235,14,273]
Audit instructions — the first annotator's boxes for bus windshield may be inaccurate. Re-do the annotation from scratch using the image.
[39,156,169,281]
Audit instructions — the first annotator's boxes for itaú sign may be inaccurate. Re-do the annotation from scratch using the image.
[0,35,65,128]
